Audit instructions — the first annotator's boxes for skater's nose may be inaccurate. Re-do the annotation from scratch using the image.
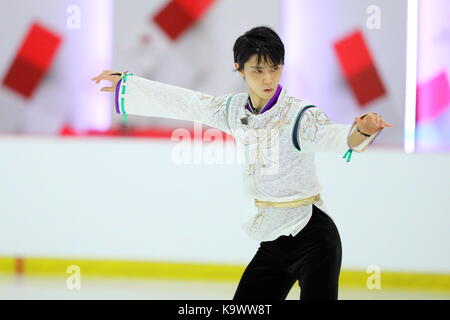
[262,73,274,86]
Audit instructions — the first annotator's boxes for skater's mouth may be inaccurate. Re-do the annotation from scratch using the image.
[264,88,273,93]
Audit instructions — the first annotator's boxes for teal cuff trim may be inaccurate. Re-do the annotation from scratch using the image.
[123,73,133,83]
[119,73,133,122]
[120,97,128,122]
[343,149,352,162]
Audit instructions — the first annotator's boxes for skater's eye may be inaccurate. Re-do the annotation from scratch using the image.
[254,67,278,73]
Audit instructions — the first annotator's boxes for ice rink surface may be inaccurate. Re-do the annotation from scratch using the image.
[1,275,449,300]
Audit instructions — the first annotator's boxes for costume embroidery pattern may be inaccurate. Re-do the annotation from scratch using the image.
[300,107,333,142]
[239,95,295,174]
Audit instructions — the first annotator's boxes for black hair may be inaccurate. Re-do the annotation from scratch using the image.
[233,25,285,73]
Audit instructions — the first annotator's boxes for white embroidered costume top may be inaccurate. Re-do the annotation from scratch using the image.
[114,74,378,242]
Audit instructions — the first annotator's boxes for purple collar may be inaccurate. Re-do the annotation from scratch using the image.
[245,84,283,115]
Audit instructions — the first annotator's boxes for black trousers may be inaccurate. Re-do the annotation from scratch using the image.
[233,204,342,300]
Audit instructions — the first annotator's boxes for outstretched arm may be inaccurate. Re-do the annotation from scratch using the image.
[91,70,233,135]
[293,105,392,154]
[345,112,392,153]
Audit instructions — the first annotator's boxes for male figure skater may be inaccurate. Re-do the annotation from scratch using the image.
[92,26,392,300]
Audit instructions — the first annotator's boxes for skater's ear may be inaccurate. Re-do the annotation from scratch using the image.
[233,63,244,78]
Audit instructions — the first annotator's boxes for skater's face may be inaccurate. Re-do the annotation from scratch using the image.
[234,54,283,99]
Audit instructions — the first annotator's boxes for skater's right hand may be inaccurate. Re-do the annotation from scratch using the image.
[91,70,124,92]
[355,112,393,135]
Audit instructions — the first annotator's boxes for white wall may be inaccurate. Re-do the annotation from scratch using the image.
[281,0,408,147]
[0,137,449,273]
[0,0,113,133]
[0,0,280,133]
[112,0,280,129]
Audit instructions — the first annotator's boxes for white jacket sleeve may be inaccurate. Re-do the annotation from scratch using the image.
[295,106,376,153]
[114,73,233,135]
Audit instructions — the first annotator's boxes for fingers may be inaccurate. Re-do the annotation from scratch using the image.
[100,87,114,92]
[92,74,116,83]
[361,113,393,129]
[91,70,112,79]
[99,70,115,76]
[378,117,390,127]
[91,70,121,93]
[380,117,393,127]
[91,70,120,83]
[91,77,101,84]
[375,115,393,128]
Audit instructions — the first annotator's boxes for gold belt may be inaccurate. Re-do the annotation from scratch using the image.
[254,194,321,208]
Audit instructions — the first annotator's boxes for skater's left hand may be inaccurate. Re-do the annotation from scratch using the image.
[355,112,393,135]
[91,70,124,92]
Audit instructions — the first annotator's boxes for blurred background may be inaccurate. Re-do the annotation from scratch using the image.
[0,0,449,299]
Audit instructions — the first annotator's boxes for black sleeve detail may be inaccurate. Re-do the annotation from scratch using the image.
[292,105,317,151]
